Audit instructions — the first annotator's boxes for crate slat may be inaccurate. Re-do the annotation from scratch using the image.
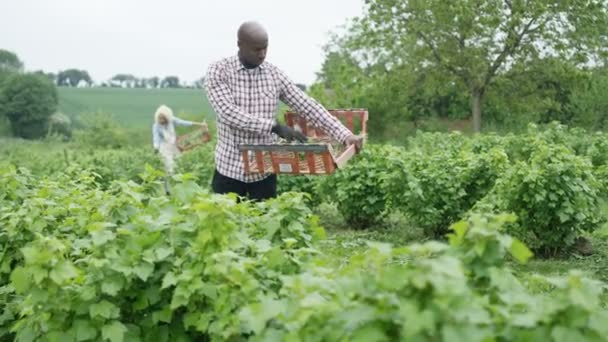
[238,109,368,175]
[176,125,211,152]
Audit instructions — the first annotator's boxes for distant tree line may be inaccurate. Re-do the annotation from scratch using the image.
[34,70,206,89]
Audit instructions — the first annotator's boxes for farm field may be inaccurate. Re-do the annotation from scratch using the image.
[1,122,607,341]
[2,0,608,339]
[57,87,215,127]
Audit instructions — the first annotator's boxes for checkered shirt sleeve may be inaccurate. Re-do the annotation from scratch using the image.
[205,56,353,183]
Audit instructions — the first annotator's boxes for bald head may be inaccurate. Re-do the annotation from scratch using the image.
[237,21,269,69]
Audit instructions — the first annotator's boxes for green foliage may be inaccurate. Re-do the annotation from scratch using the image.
[57,87,214,128]
[312,0,608,135]
[360,0,607,131]
[0,73,58,139]
[473,142,603,254]
[387,132,507,237]
[57,69,92,87]
[317,144,405,228]
[484,59,593,130]
[0,166,322,341]
[243,213,607,341]
[2,164,606,341]
[47,112,72,140]
[72,112,130,148]
[0,49,23,74]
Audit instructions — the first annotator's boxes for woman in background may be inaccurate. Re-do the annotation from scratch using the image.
[152,104,206,176]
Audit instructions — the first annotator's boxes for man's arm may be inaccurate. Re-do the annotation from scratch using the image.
[276,68,353,144]
[205,62,275,134]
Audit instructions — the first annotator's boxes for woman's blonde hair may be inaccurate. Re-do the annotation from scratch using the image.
[154,105,174,124]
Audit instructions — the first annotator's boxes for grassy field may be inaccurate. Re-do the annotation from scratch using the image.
[57,87,292,130]
[58,87,215,128]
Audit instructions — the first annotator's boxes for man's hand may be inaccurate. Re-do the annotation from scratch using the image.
[345,135,364,153]
[271,123,307,143]
[196,122,208,128]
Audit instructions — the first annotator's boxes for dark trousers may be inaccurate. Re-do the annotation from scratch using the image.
[211,169,276,201]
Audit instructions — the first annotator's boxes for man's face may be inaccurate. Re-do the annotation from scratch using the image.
[158,114,168,125]
[239,38,268,69]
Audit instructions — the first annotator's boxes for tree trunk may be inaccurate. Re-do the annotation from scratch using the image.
[471,89,483,133]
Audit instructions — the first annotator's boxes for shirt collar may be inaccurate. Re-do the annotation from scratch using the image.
[233,55,267,72]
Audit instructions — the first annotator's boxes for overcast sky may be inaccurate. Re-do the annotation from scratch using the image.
[0,0,364,85]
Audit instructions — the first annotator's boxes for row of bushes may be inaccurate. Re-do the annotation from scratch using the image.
[1,166,606,341]
[281,123,608,255]
[2,122,605,254]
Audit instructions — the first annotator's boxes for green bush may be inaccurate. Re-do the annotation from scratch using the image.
[72,112,129,148]
[0,73,58,139]
[2,166,607,341]
[386,147,508,237]
[244,213,608,341]
[0,166,322,341]
[47,112,72,140]
[174,143,215,186]
[473,142,603,254]
[317,144,405,229]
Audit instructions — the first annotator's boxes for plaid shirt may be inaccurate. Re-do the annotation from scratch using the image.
[205,55,353,183]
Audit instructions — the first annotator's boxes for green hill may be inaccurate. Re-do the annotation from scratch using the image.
[58,87,214,128]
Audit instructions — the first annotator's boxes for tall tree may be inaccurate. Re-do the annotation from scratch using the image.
[343,0,608,132]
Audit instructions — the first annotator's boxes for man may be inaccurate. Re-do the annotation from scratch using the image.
[204,21,363,201]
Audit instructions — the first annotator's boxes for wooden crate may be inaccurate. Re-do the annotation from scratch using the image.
[285,108,368,139]
[239,109,368,175]
[176,125,211,152]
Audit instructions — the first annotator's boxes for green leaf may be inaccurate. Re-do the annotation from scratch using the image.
[350,322,387,342]
[90,300,120,319]
[155,246,173,260]
[161,272,178,289]
[133,262,154,281]
[49,260,78,285]
[16,325,37,342]
[101,276,124,296]
[102,321,127,342]
[47,331,75,342]
[239,297,286,334]
[509,239,533,264]
[551,326,585,342]
[10,266,31,293]
[152,306,173,324]
[90,229,116,246]
[442,325,491,342]
[73,320,97,341]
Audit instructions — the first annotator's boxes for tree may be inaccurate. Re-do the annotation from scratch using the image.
[57,69,92,87]
[161,76,180,88]
[110,74,136,88]
[342,0,608,132]
[33,70,57,84]
[147,76,160,88]
[0,49,23,74]
[0,73,58,139]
